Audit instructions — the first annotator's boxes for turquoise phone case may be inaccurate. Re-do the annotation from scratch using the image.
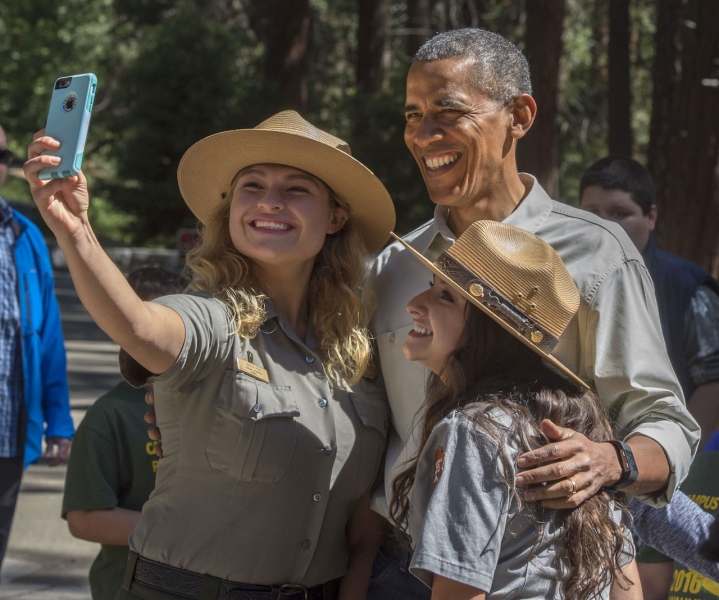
[38,73,97,181]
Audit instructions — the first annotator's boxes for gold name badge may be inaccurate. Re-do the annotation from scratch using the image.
[237,357,270,383]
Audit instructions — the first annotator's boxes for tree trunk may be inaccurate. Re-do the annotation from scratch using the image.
[407,0,432,58]
[608,0,632,156]
[265,0,310,112]
[516,0,566,198]
[357,0,389,93]
[648,0,719,273]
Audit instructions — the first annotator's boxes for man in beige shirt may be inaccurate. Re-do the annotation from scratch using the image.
[367,28,699,599]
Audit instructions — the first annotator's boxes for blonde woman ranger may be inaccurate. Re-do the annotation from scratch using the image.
[23,112,395,600]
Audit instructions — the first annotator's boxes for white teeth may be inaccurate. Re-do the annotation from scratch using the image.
[424,154,459,170]
[254,220,290,230]
[413,324,433,336]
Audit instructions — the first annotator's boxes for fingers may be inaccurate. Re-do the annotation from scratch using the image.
[27,135,60,159]
[44,437,72,466]
[148,426,161,441]
[517,438,585,470]
[42,439,56,459]
[145,389,154,405]
[539,419,572,441]
[156,442,163,458]
[522,473,597,508]
[517,449,591,486]
[144,408,156,424]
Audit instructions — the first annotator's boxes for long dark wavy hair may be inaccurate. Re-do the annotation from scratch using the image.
[389,301,632,599]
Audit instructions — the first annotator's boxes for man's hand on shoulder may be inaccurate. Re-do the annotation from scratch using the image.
[44,436,72,466]
[514,420,622,509]
[515,421,671,508]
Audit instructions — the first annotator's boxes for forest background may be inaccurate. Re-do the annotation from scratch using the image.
[1,0,718,273]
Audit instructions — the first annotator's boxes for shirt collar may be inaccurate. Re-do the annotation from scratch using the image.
[261,298,317,351]
[417,174,553,261]
[503,174,554,234]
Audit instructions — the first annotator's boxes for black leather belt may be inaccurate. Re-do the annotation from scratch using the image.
[129,554,339,600]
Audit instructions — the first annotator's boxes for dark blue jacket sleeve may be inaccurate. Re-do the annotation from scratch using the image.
[35,231,73,439]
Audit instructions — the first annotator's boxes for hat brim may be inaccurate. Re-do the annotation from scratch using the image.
[178,130,396,254]
[391,233,589,390]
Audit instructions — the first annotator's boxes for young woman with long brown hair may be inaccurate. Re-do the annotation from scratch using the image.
[389,221,639,600]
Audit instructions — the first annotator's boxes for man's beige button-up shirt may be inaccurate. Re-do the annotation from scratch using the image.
[121,294,388,587]
[369,175,699,515]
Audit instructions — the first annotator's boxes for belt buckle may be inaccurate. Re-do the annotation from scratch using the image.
[280,583,309,599]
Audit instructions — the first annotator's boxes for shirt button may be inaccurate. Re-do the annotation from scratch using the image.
[313,493,322,502]
[317,398,328,408]
[302,539,312,550]
[389,333,395,343]
[253,403,262,413]
[305,355,315,363]
[322,445,333,455]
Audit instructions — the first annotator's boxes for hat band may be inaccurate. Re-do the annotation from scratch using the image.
[435,253,559,353]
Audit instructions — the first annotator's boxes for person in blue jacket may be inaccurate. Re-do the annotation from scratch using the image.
[0,123,74,570]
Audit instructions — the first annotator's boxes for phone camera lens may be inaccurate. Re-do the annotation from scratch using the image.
[63,93,78,112]
[55,78,72,90]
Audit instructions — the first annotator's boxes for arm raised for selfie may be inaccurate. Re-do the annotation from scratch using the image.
[23,131,184,375]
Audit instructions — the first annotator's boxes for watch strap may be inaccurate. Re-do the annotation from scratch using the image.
[605,440,639,490]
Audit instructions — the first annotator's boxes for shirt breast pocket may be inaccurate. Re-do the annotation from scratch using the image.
[205,371,299,483]
[350,392,389,493]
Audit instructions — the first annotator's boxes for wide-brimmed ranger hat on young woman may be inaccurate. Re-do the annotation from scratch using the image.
[178,110,395,254]
[392,220,589,389]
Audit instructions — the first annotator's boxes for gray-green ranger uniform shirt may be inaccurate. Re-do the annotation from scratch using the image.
[408,407,631,597]
[121,293,388,587]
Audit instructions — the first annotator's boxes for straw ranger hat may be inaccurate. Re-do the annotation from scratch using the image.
[177,111,396,254]
[392,220,589,389]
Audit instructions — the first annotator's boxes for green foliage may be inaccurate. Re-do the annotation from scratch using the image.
[0,0,658,244]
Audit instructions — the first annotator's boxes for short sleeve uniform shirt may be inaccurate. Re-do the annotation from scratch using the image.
[408,407,630,598]
[122,294,388,587]
[62,381,157,600]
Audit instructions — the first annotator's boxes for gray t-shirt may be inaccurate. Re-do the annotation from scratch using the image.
[407,407,629,597]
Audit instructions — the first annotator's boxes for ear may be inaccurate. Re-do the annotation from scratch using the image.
[327,204,349,235]
[647,204,658,232]
[508,94,537,140]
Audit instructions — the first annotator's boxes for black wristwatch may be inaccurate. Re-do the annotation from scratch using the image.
[605,440,639,490]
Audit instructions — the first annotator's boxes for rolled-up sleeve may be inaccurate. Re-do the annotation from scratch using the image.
[584,260,700,506]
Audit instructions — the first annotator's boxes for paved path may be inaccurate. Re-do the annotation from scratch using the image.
[1,273,124,599]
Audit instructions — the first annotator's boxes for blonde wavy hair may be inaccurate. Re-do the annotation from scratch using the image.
[185,171,376,386]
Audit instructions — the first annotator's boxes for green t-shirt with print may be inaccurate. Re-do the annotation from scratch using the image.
[62,381,158,600]
[636,451,719,600]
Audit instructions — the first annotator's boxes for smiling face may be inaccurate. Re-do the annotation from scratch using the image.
[403,275,469,376]
[404,58,515,210]
[228,163,348,271]
[580,186,657,252]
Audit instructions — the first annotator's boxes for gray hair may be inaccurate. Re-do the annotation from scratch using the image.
[415,29,532,105]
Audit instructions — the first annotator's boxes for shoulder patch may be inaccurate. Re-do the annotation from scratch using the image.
[433,445,445,489]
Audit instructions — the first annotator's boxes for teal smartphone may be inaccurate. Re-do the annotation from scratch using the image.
[38,73,97,181]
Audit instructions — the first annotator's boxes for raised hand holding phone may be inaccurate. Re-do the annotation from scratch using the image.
[24,129,90,242]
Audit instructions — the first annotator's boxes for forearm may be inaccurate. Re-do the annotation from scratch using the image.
[687,382,719,450]
[338,538,383,600]
[613,435,670,497]
[338,494,385,600]
[66,507,141,546]
[58,218,181,374]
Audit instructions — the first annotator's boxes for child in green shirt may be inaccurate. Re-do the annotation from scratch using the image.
[62,267,187,600]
